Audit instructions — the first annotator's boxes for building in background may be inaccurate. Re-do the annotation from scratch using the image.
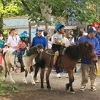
[3,16,37,42]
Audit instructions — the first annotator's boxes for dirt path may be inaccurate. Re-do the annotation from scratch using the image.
[0,67,100,100]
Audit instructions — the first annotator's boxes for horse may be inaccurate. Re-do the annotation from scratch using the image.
[37,41,96,93]
[3,44,43,84]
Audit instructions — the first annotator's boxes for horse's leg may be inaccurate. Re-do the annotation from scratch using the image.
[9,66,15,83]
[3,66,8,81]
[19,56,24,72]
[23,70,28,84]
[34,64,40,82]
[34,54,41,82]
[74,66,77,73]
[46,68,52,90]
[40,68,45,89]
[66,70,75,93]
[29,72,35,85]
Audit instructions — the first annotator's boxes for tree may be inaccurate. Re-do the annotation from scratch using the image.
[0,0,22,30]
[20,0,100,25]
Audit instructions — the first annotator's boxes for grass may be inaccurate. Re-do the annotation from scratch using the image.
[0,73,19,95]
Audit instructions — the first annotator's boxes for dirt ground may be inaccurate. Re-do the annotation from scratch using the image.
[0,65,100,100]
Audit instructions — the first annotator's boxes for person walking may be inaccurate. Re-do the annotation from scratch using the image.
[77,26,99,91]
[32,27,47,82]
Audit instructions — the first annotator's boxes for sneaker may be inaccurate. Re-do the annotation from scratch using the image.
[80,86,86,91]
[91,86,97,91]
[57,73,61,78]
[34,77,40,83]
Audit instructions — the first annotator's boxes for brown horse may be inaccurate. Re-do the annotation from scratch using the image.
[38,41,96,93]
[3,44,43,84]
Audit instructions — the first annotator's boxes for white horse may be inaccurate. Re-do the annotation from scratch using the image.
[3,45,43,84]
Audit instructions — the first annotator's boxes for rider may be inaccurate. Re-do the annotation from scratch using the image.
[7,29,20,52]
[52,23,65,68]
[16,32,29,62]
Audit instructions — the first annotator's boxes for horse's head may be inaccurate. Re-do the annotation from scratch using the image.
[79,41,95,59]
[36,44,44,53]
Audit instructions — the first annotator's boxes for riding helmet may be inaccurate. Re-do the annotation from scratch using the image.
[19,32,29,38]
[55,23,64,31]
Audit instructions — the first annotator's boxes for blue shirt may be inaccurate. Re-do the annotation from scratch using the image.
[32,35,47,48]
[96,32,100,48]
[77,35,100,64]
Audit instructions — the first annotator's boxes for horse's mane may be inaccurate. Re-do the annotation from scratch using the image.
[27,46,37,56]
[27,44,43,56]
[64,45,81,60]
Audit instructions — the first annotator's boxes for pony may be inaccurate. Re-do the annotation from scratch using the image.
[3,44,43,84]
[38,41,96,93]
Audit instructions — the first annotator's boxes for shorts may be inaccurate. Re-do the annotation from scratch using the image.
[52,44,61,52]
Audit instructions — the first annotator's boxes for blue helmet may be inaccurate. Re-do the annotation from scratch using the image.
[19,32,29,38]
[55,23,64,31]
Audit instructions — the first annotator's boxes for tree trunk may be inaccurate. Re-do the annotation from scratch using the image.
[0,16,3,31]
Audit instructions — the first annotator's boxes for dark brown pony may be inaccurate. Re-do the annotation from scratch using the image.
[38,41,96,93]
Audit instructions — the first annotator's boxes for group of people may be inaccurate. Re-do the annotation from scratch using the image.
[0,29,29,71]
[32,23,100,92]
[0,23,100,92]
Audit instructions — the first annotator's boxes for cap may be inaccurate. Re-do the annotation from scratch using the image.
[87,26,97,33]
[36,27,43,32]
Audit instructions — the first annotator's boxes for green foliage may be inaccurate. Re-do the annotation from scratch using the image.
[20,0,100,25]
[0,0,100,29]
[0,73,19,95]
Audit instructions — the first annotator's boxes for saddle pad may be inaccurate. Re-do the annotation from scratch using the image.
[45,49,54,56]
[61,48,66,55]
[22,50,28,57]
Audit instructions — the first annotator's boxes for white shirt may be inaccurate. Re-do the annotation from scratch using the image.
[48,40,52,49]
[7,35,20,52]
[62,37,70,47]
[52,33,62,44]
[69,37,75,45]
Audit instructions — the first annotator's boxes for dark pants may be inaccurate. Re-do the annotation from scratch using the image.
[16,49,22,58]
[52,44,63,73]
[34,53,40,78]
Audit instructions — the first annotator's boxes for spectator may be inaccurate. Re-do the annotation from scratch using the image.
[96,26,100,48]
[32,27,47,82]
[62,32,70,47]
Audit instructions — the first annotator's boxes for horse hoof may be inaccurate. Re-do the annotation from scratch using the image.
[12,81,16,83]
[2,77,6,82]
[32,82,36,85]
[35,79,40,83]
[66,84,70,90]
[47,88,52,90]
[70,91,75,94]
[24,81,27,84]
[41,87,44,90]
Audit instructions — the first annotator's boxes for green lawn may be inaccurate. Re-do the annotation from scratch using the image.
[0,73,19,95]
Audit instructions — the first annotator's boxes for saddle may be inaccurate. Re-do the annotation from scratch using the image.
[45,49,55,56]
[45,47,66,56]
[45,47,66,67]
